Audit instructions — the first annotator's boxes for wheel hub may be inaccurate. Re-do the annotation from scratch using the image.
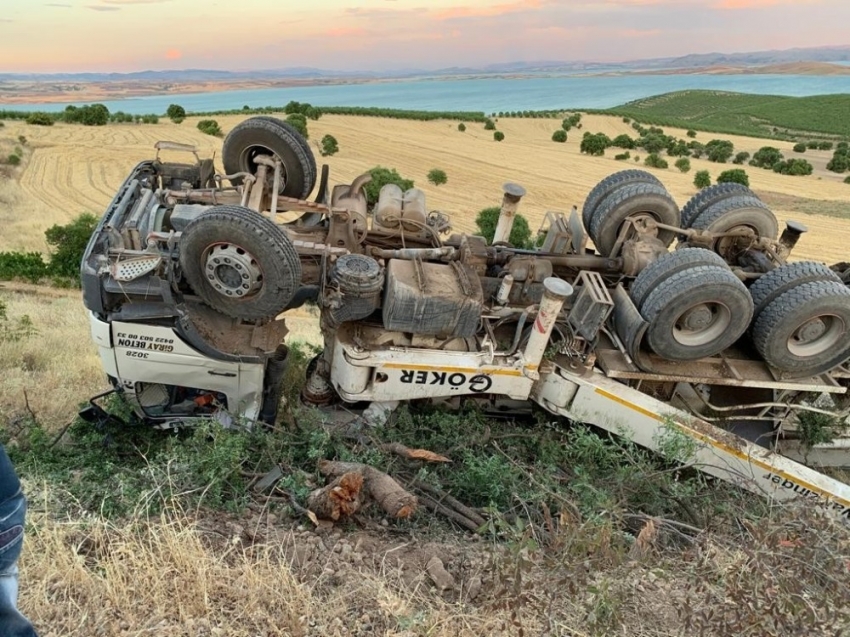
[672,302,732,347]
[679,305,713,331]
[787,314,845,357]
[204,243,263,298]
[795,318,827,343]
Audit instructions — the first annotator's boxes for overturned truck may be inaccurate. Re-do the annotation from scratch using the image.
[81,116,850,518]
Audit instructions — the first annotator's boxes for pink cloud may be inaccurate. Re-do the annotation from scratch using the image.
[325,26,370,38]
[715,0,819,8]
[165,48,182,60]
[433,0,544,21]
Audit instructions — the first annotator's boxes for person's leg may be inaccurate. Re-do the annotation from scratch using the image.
[0,446,38,637]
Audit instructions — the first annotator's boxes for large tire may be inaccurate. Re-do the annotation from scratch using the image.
[748,261,841,325]
[581,170,662,232]
[222,117,316,199]
[630,248,727,312]
[680,182,754,228]
[752,280,850,378]
[641,264,753,361]
[179,205,302,320]
[687,195,779,265]
[588,182,680,257]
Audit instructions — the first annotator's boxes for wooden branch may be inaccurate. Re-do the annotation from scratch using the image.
[410,479,486,527]
[418,494,482,533]
[306,472,364,521]
[318,460,417,519]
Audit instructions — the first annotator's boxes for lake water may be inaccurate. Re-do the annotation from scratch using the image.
[5,74,850,115]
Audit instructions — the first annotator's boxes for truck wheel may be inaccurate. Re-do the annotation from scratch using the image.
[222,117,316,199]
[641,264,753,361]
[581,169,661,232]
[748,261,841,325]
[179,204,302,320]
[630,248,726,312]
[752,280,850,378]
[588,181,680,257]
[680,182,754,228]
[686,195,778,265]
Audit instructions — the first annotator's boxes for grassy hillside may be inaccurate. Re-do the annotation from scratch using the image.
[602,90,850,139]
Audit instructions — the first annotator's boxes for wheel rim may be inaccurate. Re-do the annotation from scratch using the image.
[203,243,264,299]
[239,145,288,187]
[787,314,846,358]
[671,302,732,347]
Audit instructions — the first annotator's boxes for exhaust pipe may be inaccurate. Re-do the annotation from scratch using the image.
[492,183,526,244]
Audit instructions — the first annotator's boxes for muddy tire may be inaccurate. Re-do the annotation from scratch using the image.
[581,169,662,232]
[179,204,302,320]
[752,280,850,378]
[680,182,754,228]
[686,195,778,265]
[641,264,753,361]
[588,182,680,257]
[222,117,316,199]
[748,261,841,325]
[630,248,727,312]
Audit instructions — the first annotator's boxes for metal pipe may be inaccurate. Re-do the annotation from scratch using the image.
[492,183,526,244]
[248,163,268,212]
[370,247,455,260]
[522,277,573,379]
[496,274,514,305]
[779,220,808,254]
[270,158,282,221]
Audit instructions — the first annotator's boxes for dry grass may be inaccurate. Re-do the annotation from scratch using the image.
[2,113,849,260]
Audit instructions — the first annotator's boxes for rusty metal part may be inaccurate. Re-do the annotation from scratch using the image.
[493,183,527,244]
[620,237,668,277]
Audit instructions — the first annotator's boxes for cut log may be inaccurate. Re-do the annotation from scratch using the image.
[318,460,418,519]
[306,472,364,521]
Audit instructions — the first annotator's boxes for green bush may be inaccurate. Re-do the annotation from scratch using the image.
[64,104,109,126]
[484,119,496,131]
[818,141,833,151]
[694,170,711,189]
[26,112,54,126]
[773,158,813,176]
[717,168,750,187]
[686,129,697,138]
[140,114,159,124]
[493,131,505,142]
[614,152,631,161]
[793,142,807,153]
[807,140,820,149]
[611,134,635,149]
[320,134,339,157]
[706,139,734,163]
[285,114,308,139]
[551,129,567,143]
[7,154,20,166]
[44,213,99,280]
[427,168,447,186]
[732,151,750,165]
[580,133,610,156]
[166,104,186,122]
[844,176,850,184]
[667,139,690,157]
[196,119,223,137]
[750,146,784,169]
[827,154,849,173]
[644,153,668,169]
[675,157,691,173]
[474,207,532,248]
[0,252,49,283]
[17,135,26,145]
[458,122,466,132]
[362,167,414,208]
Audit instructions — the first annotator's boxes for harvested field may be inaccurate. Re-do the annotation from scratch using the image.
[1,113,848,261]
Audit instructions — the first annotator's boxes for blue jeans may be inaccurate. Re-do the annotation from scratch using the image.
[0,445,38,637]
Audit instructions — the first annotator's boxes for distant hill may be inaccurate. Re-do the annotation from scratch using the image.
[603,90,850,139]
[631,61,850,76]
[3,45,850,82]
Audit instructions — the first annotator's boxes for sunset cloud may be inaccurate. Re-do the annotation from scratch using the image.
[715,0,820,7]
[433,0,545,21]
[164,48,181,60]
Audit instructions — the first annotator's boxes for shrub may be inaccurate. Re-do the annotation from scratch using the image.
[732,151,750,165]
[773,158,813,176]
[320,134,338,157]
[818,141,833,151]
[614,152,631,161]
[639,134,668,154]
[427,168,447,186]
[166,104,186,122]
[694,170,711,189]
[458,123,466,132]
[475,207,532,248]
[806,140,819,149]
[686,129,697,138]
[0,252,48,283]
[580,133,610,156]
[17,135,26,145]
[140,114,159,124]
[44,213,99,280]
[26,112,54,126]
[611,134,635,149]
[644,153,668,169]
[750,146,784,169]
[484,119,496,131]
[622,117,631,124]
[362,167,414,208]
[845,176,850,184]
[634,155,640,162]
[717,168,750,187]
[196,119,223,137]
[793,143,807,153]
[675,157,691,173]
[827,154,849,173]
[285,114,308,139]
[493,131,505,142]
[64,104,109,126]
[706,139,734,163]
[7,154,20,166]
[551,129,567,143]
[667,139,690,157]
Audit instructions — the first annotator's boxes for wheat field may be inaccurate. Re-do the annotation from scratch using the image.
[2,113,849,260]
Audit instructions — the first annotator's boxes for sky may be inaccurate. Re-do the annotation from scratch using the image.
[0,0,848,74]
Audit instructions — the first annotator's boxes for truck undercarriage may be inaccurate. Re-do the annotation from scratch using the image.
[80,116,850,518]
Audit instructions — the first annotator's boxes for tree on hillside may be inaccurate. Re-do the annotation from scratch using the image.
[675,157,691,173]
[25,113,53,126]
[320,134,338,157]
[580,133,610,156]
[773,158,813,176]
[733,151,750,165]
[427,168,448,186]
[705,139,734,163]
[363,167,414,208]
[686,129,697,138]
[484,119,496,131]
[644,153,668,169]
[475,207,532,248]
[612,134,635,149]
[750,146,783,169]
[494,131,505,142]
[551,129,567,143]
[285,113,309,139]
[694,170,711,189]
[717,169,750,187]
[197,120,223,137]
[793,143,807,153]
[45,213,98,280]
[166,104,186,122]
[458,123,466,132]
